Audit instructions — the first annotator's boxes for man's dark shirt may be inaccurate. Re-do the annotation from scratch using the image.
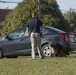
[27,17,43,33]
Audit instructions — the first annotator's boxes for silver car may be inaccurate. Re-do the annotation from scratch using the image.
[69,35,76,50]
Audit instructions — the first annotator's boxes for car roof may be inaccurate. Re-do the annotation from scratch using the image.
[12,26,66,34]
[45,26,66,33]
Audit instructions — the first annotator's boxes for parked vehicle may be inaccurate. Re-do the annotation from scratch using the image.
[69,35,76,50]
[0,26,70,58]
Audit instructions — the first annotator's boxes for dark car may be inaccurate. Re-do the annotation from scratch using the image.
[0,26,70,58]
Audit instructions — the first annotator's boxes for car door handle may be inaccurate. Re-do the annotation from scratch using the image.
[20,38,24,41]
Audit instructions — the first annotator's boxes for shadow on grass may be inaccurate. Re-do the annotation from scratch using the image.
[68,56,76,58]
[68,51,76,58]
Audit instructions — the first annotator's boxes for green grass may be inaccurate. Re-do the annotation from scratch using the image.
[0,51,76,75]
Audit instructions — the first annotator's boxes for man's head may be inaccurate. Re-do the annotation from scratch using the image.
[32,12,36,17]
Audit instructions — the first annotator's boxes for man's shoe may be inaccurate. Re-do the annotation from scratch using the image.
[40,56,44,59]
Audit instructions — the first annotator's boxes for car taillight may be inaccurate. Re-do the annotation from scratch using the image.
[59,34,68,41]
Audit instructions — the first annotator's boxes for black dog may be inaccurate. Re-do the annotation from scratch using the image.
[48,42,67,57]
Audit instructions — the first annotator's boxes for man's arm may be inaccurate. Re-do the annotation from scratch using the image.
[26,21,30,33]
[38,19,44,28]
[26,27,30,33]
[41,24,44,28]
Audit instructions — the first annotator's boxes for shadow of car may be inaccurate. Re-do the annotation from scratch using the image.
[69,35,76,51]
[0,26,70,58]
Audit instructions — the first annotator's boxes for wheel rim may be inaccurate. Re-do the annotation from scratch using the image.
[42,45,51,57]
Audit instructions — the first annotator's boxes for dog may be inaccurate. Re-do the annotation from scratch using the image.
[48,42,56,57]
[48,42,67,57]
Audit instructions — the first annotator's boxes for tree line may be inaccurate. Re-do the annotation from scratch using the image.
[0,0,76,36]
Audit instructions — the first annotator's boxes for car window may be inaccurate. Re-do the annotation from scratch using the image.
[41,28,48,35]
[69,36,75,42]
[8,28,26,39]
[41,28,56,35]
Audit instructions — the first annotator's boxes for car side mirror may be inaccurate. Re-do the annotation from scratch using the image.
[5,35,14,40]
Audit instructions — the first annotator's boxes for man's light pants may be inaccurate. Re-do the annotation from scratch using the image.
[30,32,43,59]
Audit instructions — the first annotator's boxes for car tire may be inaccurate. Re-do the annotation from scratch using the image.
[7,56,18,58]
[42,44,52,57]
[0,49,3,59]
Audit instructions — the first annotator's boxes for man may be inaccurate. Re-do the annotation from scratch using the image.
[27,12,44,59]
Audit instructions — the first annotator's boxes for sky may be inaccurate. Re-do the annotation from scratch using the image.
[57,0,76,12]
[0,0,23,9]
[0,0,76,12]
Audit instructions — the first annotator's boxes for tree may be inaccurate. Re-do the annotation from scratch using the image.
[0,0,67,36]
[64,8,76,34]
[41,0,67,31]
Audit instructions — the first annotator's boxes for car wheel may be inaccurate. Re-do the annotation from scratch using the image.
[42,44,52,57]
[0,49,3,59]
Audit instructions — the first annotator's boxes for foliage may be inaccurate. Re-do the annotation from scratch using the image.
[0,0,67,36]
[0,52,76,75]
[41,0,67,31]
[64,8,76,34]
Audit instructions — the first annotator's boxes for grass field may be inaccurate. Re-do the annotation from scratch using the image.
[0,51,76,75]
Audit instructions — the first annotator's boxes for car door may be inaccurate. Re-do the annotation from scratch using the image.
[3,27,31,55]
